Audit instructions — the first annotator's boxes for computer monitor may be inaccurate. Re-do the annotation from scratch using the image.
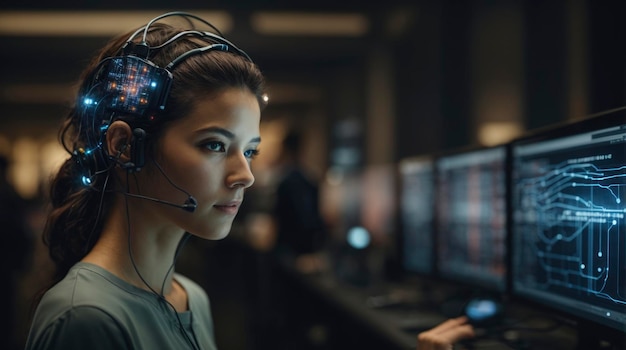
[435,144,508,293]
[398,156,436,278]
[510,110,626,345]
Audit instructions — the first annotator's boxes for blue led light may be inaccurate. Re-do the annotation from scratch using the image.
[465,299,498,321]
[84,97,94,105]
[151,81,157,88]
[347,226,371,249]
[81,176,92,186]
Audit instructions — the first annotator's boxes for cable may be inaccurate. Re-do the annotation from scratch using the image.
[151,158,194,201]
[161,232,192,296]
[83,171,111,254]
[120,11,227,52]
[150,29,252,62]
[150,30,208,50]
[124,172,201,350]
[141,11,225,43]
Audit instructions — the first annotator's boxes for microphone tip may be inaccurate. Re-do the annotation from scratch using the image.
[183,196,198,213]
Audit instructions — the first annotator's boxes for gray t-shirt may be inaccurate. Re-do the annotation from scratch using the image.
[25,262,217,350]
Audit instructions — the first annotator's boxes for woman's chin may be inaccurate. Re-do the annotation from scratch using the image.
[191,225,233,241]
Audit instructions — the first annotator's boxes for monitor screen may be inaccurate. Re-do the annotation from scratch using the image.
[398,156,436,277]
[511,113,626,335]
[435,145,508,292]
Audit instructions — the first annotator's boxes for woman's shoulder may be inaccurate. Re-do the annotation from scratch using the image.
[26,304,130,350]
[34,262,161,327]
[26,263,141,349]
[27,263,184,349]
[51,262,156,304]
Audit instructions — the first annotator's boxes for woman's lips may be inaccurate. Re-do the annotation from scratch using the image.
[213,201,241,215]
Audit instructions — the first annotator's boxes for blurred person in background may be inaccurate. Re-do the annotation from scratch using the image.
[272,129,328,274]
[0,155,33,349]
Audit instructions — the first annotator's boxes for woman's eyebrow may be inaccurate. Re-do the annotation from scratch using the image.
[196,126,261,143]
[196,126,235,139]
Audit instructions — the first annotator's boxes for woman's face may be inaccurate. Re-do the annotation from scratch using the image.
[137,87,261,240]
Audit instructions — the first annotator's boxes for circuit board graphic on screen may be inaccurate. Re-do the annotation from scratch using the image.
[511,122,626,332]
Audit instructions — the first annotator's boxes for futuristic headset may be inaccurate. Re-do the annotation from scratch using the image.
[73,11,252,187]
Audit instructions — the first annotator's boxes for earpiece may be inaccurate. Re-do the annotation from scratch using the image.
[121,128,146,173]
[73,147,97,186]
[118,143,128,154]
[131,128,146,172]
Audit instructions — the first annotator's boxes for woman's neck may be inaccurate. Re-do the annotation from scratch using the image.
[82,200,186,296]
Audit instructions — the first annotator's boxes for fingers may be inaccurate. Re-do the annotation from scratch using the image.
[416,316,475,350]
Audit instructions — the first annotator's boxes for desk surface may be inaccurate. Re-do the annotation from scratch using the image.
[276,260,594,350]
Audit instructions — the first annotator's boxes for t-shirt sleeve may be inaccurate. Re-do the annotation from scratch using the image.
[28,306,131,350]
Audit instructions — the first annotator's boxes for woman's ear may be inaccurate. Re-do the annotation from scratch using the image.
[106,120,133,166]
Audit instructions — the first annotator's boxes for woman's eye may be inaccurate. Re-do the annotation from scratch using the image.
[202,141,225,152]
[244,149,260,159]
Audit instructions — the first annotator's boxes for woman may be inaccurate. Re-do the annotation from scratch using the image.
[25,11,473,350]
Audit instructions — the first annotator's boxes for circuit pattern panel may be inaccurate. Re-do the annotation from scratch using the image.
[513,139,626,326]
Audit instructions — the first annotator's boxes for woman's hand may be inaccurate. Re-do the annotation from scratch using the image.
[416,316,475,350]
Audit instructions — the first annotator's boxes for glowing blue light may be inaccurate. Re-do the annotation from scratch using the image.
[465,299,498,321]
[151,81,157,88]
[347,226,370,249]
[84,98,94,105]
[81,176,92,186]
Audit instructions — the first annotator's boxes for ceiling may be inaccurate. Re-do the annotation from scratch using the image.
[0,1,419,124]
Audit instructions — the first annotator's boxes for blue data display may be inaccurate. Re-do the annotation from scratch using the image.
[511,123,626,332]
